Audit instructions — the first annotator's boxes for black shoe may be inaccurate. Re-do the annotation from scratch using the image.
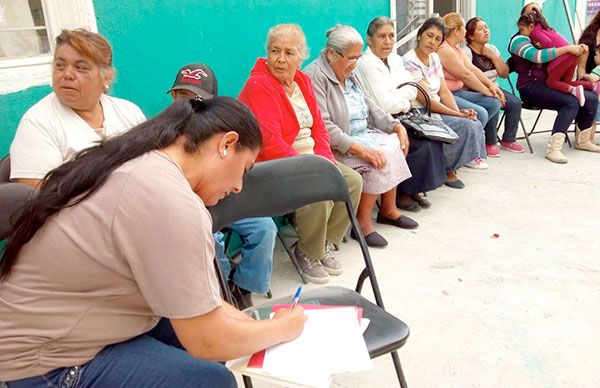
[444,179,465,189]
[397,197,421,212]
[230,285,253,310]
[376,213,419,229]
[350,229,388,248]
[411,193,431,209]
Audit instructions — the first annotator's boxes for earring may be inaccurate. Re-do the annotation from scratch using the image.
[221,149,228,157]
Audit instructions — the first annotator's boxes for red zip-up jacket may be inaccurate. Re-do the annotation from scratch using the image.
[238,58,335,163]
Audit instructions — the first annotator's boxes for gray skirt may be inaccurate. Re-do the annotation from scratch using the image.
[438,113,486,171]
[337,132,411,195]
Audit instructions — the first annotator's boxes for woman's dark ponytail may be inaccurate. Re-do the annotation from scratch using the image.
[1,97,261,278]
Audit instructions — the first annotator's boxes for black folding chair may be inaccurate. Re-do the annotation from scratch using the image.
[208,155,410,388]
[0,155,36,240]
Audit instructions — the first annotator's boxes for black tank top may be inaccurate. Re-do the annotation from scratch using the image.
[467,45,495,73]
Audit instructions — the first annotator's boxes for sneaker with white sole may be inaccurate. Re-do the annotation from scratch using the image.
[465,157,488,170]
[485,144,501,157]
[321,245,343,276]
[294,245,330,284]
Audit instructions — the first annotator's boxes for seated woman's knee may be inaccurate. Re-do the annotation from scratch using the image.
[250,218,278,240]
[473,105,488,124]
[490,96,502,112]
[187,361,237,388]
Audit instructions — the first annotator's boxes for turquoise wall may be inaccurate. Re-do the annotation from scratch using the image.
[477,1,578,91]
[0,0,388,157]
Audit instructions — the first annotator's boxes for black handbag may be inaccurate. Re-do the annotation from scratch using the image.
[393,81,459,144]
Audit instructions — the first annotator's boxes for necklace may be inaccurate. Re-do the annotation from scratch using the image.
[160,149,182,173]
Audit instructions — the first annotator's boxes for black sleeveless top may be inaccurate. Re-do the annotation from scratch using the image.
[466,45,495,73]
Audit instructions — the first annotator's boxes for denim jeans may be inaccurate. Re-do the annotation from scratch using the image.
[3,319,236,388]
[499,88,522,143]
[214,217,276,294]
[453,90,502,145]
[519,80,598,134]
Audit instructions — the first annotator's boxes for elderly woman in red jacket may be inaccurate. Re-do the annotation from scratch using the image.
[239,24,363,284]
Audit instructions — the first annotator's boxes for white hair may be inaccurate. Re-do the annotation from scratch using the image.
[325,24,363,53]
[265,24,310,60]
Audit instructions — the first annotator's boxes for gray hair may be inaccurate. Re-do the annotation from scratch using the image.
[366,16,395,37]
[265,24,310,60]
[325,24,363,54]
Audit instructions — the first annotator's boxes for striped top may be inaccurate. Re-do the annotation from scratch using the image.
[508,34,558,63]
[402,49,444,109]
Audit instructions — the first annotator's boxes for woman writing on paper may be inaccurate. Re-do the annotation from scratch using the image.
[0,98,305,387]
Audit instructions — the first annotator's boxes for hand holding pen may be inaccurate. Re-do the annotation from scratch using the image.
[272,286,307,341]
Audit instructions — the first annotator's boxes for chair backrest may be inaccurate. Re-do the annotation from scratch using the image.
[208,155,387,308]
[0,155,10,183]
[0,155,36,240]
[209,155,349,231]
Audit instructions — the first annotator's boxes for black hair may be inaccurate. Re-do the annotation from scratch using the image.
[417,17,448,39]
[1,97,261,278]
[517,13,536,28]
[520,4,552,30]
[579,11,600,46]
[465,17,482,44]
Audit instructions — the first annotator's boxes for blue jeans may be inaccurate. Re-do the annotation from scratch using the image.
[499,88,522,143]
[214,217,276,294]
[453,90,502,145]
[519,81,598,133]
[3,319,236,388]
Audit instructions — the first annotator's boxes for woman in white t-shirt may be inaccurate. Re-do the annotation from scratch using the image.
[463,17,525,153]
[0,97,306,386]
[9,29,146,189]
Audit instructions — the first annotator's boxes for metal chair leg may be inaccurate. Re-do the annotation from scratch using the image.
[391,351,408,388]
[519,117,534,153]
[355,267,370,294]
[526,110,543,138]
[276,231,308,284]
[243,374,254,388]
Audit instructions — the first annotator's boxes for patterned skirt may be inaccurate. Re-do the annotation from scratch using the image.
[337,132,411,195]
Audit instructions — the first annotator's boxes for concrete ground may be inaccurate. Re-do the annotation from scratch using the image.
[235,110,600,388]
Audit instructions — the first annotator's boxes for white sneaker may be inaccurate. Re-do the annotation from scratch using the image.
[465,157,488,170]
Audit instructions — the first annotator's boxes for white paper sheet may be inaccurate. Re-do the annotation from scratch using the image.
[262,307,372,379]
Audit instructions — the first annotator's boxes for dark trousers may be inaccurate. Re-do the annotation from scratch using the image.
[519,81,598,134]
[499,88,522,143]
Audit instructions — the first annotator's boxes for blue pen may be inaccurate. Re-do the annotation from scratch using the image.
[291,286,302,308]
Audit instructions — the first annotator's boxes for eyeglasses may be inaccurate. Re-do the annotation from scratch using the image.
[334,50,361,65]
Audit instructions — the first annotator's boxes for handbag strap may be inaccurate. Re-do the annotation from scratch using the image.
[397,81,431,117]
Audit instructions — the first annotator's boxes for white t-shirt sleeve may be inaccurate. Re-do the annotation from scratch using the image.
[463,46,473,61]
[489,44,501,58]
[10,116,64,180]
[120,99,146,127]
